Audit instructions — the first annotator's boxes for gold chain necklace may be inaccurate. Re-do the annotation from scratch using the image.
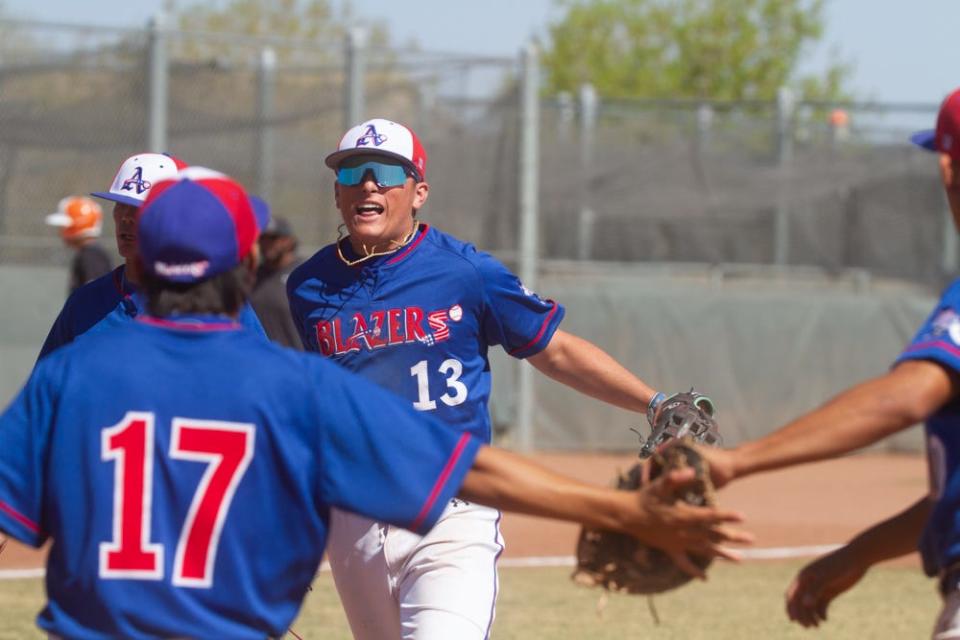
[335,220,421,267]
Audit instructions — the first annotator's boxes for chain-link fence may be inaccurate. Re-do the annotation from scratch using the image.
[0,18,950,291]
[542,92,949,290]
[0,18,521,268]
[0,17,949,452]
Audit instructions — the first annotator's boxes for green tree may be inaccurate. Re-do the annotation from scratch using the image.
[541,0,851,101]
[170,0,390,66]
[0,1,36,59]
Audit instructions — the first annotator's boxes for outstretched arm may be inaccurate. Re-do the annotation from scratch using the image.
[703,360,956,487]
[459,445,754,578]
[527,329,657,413]
[785,496,931,628]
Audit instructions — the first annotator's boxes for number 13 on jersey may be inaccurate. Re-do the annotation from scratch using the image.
[410,358,468,411]
[99,411,255,588]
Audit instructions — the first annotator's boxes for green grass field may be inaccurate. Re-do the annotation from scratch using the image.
[0,561,938,639]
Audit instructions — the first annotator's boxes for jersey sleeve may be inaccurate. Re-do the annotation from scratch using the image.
[0,364,56,547]
[285,268,312,348]
[37,269,123,361]
[37,298,76,361]
[895,286,960,373]
[474,253,565,359]
[308,359,482,534]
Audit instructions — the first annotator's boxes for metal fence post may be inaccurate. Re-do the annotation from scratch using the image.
[256,47,276,203]
[696,102,714,154]
[556,91,574,141]
[147,12,169,153]
[516,42,540,452]
[344,27,366,129]
[776,87,795,165]
[416,80,436,137]
[577,83,597,261]
[773,86,795,266]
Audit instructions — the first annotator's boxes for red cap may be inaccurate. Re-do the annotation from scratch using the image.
[138,167,259,283]
[911,88,960,161]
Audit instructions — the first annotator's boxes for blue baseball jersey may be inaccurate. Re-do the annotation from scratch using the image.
[286,224,565,443]
[895,277,960,575]
[0,315,479,639]
[38,265,266,360]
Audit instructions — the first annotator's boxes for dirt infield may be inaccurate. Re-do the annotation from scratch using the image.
[497,451,927,564]
[0,451,928,571]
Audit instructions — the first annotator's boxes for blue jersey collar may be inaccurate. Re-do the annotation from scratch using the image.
[136,314,241,331]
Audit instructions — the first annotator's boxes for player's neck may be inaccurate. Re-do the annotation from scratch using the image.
[339,221,420,266]
[124,259,142,286]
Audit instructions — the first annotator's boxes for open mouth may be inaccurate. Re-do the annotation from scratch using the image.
[354,203,384,217]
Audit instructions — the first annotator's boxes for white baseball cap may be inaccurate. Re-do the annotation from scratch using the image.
[324,118,427,180]
[91,152,188,207]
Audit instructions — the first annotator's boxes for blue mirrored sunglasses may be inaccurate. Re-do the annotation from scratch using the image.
[336,160,415,187]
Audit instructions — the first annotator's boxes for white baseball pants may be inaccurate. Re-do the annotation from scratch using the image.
[327,500,504,640]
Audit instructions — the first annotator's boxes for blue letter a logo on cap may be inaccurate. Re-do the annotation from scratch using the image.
[356,124,387,147]
[121,166,152,194]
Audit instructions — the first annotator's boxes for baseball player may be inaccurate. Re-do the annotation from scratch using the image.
[697,88,960,638]
[44,195,113,293]
[0,168,750,639]
[37,153,268,360]
[286,118,697,639]
[251,216,304,349]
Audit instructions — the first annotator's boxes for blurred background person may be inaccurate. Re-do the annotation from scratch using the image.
[44,196,112,294]
[251,215,303,349]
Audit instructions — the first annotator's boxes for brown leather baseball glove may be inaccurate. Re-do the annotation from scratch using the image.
[571,391,721,595]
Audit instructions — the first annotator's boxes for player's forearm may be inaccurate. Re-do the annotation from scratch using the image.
[459,446,633,533]
[528,330,655,413]
[732,372,926,479]
[840,497,931,567]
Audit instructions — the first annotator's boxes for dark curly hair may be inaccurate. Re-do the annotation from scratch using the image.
[140,263,253,318]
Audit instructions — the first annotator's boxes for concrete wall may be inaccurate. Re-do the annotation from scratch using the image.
[1,265,937,452]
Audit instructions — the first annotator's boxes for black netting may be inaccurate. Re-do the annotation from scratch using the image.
[0,21,948,290]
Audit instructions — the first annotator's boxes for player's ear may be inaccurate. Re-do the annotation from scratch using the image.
[941,153,959,190]
[245,242,260,275]
[412,180,429,209]
[334,181,341,209]
[239,247,259,291]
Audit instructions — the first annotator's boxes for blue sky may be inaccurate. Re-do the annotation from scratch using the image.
[4,0,959,104]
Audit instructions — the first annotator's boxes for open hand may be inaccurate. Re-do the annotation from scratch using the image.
[785,547,867,627]
[693,445,737,489]
[626,466,754,579]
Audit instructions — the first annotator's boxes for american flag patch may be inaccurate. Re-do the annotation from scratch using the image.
[427,310,450,342]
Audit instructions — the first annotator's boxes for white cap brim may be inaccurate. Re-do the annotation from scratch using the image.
[45,213,72,227]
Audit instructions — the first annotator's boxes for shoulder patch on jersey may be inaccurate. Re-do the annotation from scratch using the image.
[932,309,960,345]
[519,281,547,302]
